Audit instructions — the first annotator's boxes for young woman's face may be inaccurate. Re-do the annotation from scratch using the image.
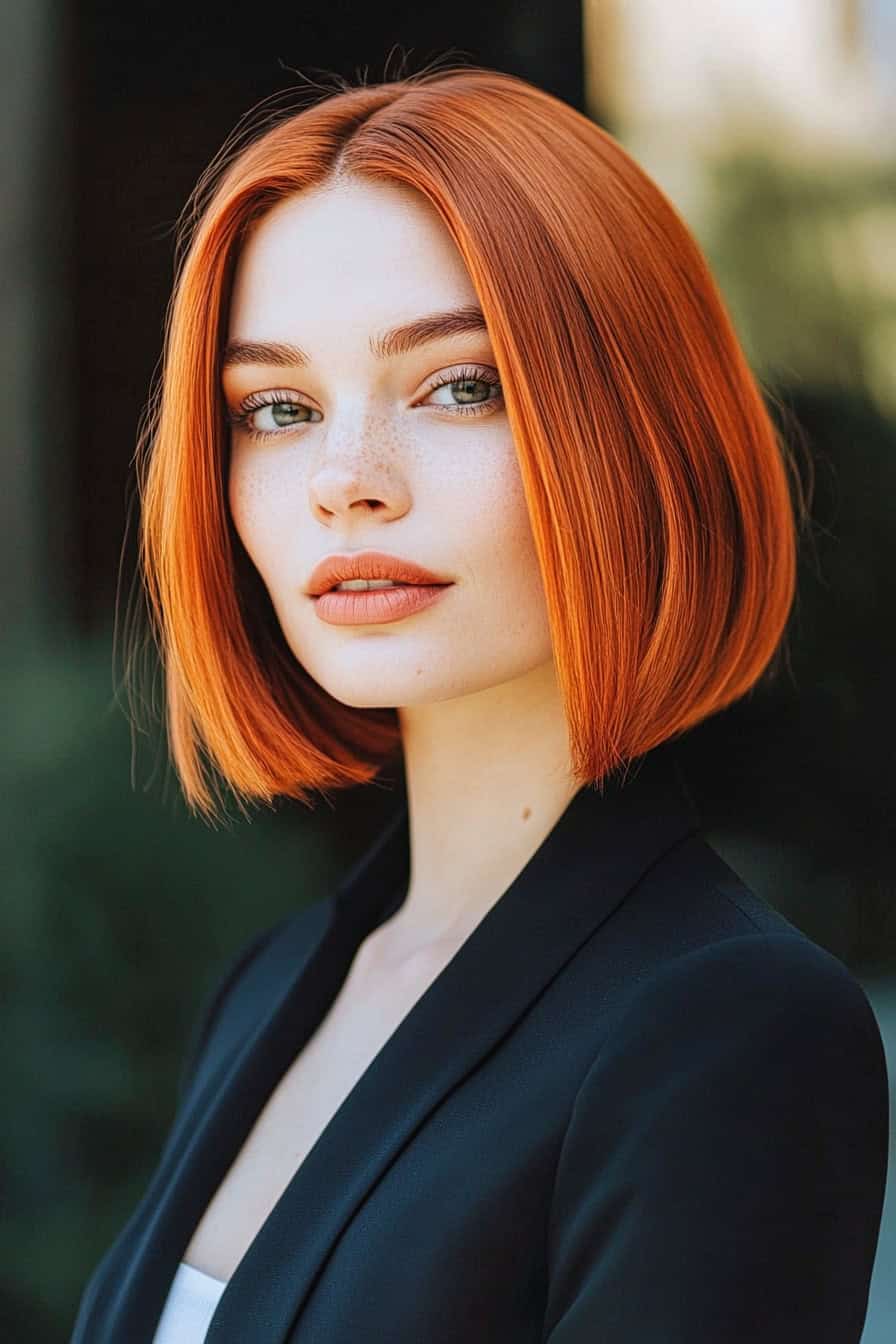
[223,175,555,709]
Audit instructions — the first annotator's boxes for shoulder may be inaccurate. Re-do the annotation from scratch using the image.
[568,928,889,1167]
[633,926,878,1023]
[606,928,886,1085]
[577,826,881,1060]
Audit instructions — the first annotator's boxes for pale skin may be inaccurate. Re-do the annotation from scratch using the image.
[183,174,581,1281]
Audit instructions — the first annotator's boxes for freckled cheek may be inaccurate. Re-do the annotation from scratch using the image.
[228,458,300,573]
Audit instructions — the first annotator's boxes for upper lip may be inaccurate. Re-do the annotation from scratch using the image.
[307,550,455,596]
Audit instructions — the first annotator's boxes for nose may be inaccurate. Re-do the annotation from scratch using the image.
[309,453,410,526]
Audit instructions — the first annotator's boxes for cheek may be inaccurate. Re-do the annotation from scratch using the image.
[486,447,541,565]
[228,452,292,575]
[461,442,546,610]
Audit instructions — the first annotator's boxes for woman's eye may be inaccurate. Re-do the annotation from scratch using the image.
[422,366,504,416]
[226,364,503,441]
[227,396,319,439]
[253,401,315,431]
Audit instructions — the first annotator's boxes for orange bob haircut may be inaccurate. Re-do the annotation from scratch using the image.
[125,64,806,826]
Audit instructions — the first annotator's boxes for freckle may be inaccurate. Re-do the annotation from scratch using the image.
[521,805,531,821]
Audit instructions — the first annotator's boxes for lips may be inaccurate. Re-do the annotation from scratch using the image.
[307,550,453,597]
[313,581,453,626]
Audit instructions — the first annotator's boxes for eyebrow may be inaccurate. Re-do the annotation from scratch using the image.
[221,304,490,370]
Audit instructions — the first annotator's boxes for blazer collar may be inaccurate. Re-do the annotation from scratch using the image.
[96,742,701,1344]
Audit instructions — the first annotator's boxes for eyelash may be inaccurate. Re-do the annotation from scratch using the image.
[225,364,504,442]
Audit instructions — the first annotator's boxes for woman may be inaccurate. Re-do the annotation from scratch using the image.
[71,64,888,1343]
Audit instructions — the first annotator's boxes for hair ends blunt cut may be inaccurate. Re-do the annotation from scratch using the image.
[123,63,808,826]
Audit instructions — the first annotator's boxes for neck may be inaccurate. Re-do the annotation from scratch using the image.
[385,658,581,955]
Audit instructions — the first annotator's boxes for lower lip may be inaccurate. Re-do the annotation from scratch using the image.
[312,583,454,626]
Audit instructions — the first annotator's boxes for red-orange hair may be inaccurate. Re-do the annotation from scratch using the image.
[123,64,807,825]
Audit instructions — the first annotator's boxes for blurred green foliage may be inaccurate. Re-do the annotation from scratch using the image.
[698,148,896,420]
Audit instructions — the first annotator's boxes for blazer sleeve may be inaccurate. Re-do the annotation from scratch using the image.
[540,932,889,1344]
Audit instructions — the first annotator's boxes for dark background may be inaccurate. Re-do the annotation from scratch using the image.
[2,2,893,1339]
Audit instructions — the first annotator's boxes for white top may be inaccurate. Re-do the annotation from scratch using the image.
[151,1262,228,1344]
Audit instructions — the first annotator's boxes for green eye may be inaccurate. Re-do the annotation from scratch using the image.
[421,364,504,417]
[227,394,320,440]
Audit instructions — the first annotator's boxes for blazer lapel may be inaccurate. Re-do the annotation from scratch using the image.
[97,743,700,1344]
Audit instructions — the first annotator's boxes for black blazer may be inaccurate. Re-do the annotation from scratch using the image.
[71,743,889,1343]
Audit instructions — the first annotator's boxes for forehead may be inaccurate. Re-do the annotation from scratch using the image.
[229,178,479,335]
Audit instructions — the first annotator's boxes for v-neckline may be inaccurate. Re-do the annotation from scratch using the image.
[201,754,675,1294]
[87,741,702,1344]
[200,780,594,1286]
